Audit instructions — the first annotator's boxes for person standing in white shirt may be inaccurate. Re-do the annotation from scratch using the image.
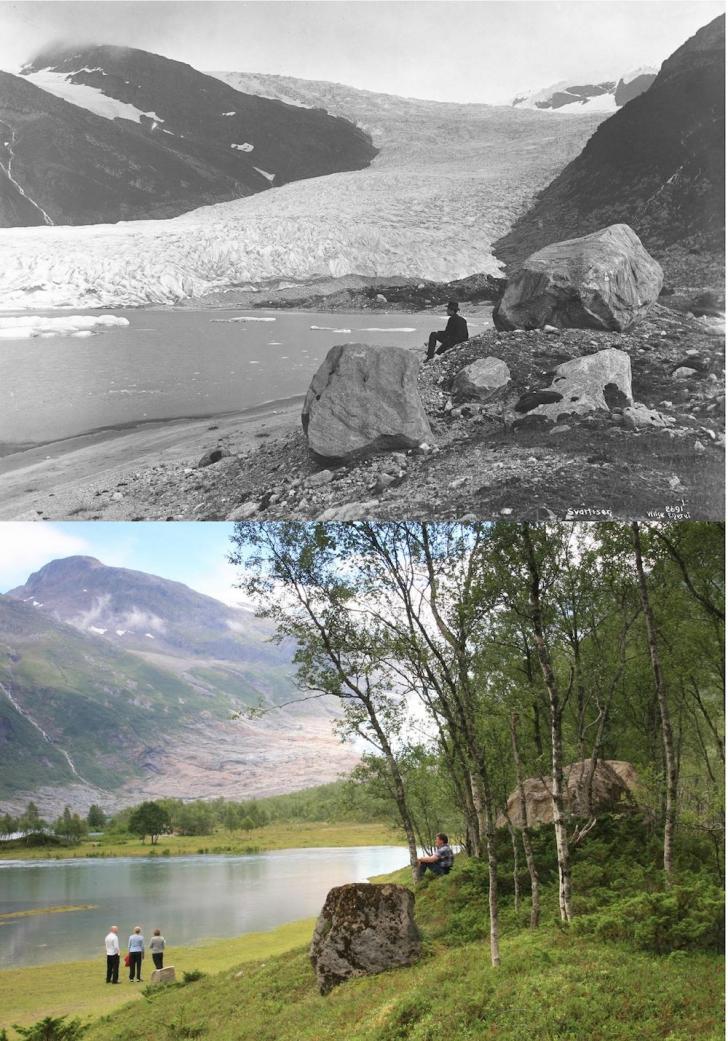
[104,925,120,984]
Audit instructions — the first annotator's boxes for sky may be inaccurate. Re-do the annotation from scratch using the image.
[0,0,723,104]
[0,521,248,605]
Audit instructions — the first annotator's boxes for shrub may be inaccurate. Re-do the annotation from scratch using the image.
[13,1016,88,1040]
[573,879,725,953]
[181,970,206,984]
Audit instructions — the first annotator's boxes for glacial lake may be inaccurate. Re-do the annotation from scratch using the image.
[0,306,483,448]
[0,845,409,968]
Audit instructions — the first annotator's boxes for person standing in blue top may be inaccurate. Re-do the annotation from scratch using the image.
[127,925,145,981]
[416,833,455,880]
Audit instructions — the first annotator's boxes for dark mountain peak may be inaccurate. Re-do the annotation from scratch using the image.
[659,13,725,81]
[494,14,724,283]
[23,555,104,584]
[4,43,376,228]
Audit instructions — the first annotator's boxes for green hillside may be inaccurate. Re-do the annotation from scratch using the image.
[75,818,723,1041]
[0,597,292,795]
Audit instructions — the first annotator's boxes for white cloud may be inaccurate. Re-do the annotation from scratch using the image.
[0,523,91,592]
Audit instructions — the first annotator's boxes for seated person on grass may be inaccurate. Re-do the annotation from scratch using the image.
[416,832,454,880]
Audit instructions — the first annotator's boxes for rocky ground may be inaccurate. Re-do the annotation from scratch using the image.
[63,298,723,523]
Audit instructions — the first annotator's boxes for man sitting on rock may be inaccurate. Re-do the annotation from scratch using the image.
[425,300,468,360]
[416,833,454,880]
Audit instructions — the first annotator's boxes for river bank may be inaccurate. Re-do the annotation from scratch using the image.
[5,302,720,522]
[0,822,401,861]
[0,916,316,1033]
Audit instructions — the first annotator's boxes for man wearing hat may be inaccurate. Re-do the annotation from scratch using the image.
[425,299,469,360]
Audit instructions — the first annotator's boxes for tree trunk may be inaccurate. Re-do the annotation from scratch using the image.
[507,819,520,913]
[631,522,678,886]
[522,524,573,922]
[510,711,540,928]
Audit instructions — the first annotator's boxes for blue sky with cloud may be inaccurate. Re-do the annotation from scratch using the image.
[0,522,247,605]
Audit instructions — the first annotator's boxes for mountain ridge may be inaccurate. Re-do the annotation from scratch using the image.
[0,557,358,816]
[494,14,725,283]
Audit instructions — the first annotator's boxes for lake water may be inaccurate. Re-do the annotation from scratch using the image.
[0,307,463,447]
[0,845,409,968]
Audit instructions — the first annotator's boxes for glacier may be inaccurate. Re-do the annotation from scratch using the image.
[0,80,607,312]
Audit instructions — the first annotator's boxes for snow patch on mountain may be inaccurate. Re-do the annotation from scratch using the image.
[22,69,165,124]
[231,142,254,151]
[621,66,658,84]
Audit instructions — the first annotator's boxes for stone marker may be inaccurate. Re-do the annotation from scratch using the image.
[310,882,421,994]
[516,347,633,423]
[150,966,176,985]
[302,344,432,461]
[493,224,663,331]
[452,357,511,402]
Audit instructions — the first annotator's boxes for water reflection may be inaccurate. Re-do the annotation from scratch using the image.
[0,846,408,967]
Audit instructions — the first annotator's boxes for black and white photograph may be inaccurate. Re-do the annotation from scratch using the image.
[0,0,723,521]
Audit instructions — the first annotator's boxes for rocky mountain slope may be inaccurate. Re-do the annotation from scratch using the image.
[511,68,657,113]
[495,16,725,283]
[0,558,357,815]
[0,45,376,227]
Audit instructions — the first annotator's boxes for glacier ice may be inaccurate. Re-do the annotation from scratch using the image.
[0,84,606,311]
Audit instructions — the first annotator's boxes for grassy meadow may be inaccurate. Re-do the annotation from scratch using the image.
[0,821,402,862]
[1,817,723,1041]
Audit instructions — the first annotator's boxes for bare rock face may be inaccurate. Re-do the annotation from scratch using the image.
[515,347,633,423]
[310,882,421,994]
[498,759,639,828]
[453,356,511,402]
[493,224,663,331]
[302,343,432,460]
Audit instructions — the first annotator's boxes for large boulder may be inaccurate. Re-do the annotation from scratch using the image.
[452,357,511,403]
[515,347,632,422]
[150,966,176,985]
[493,224,663,331]
[302,343,432,460]
[310,882,421,994]
[498,759,640,828]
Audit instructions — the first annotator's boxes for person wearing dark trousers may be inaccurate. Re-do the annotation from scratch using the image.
[128,925,145,981]
[416,833,455,880]
[104,925,120,983]
[425,299,468,360]
[149,928,165,970]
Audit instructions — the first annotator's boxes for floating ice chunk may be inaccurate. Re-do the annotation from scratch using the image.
[221,111,237,116]
[210,316,275,323]
[71,330,94,337]
[0,314,129,339]
[253,166,275,182]
[231,142,254,151]
[267,341,283,345]
[310,325,352,333]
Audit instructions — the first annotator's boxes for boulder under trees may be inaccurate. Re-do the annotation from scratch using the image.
[302,343,432,460]
[498,759,640,828]
[310,883,421,994]
[492,224,663,332]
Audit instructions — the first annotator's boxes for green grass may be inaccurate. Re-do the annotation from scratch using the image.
[0,918,315,1035]
[3,819,723,1041]
[0,821,403,861]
